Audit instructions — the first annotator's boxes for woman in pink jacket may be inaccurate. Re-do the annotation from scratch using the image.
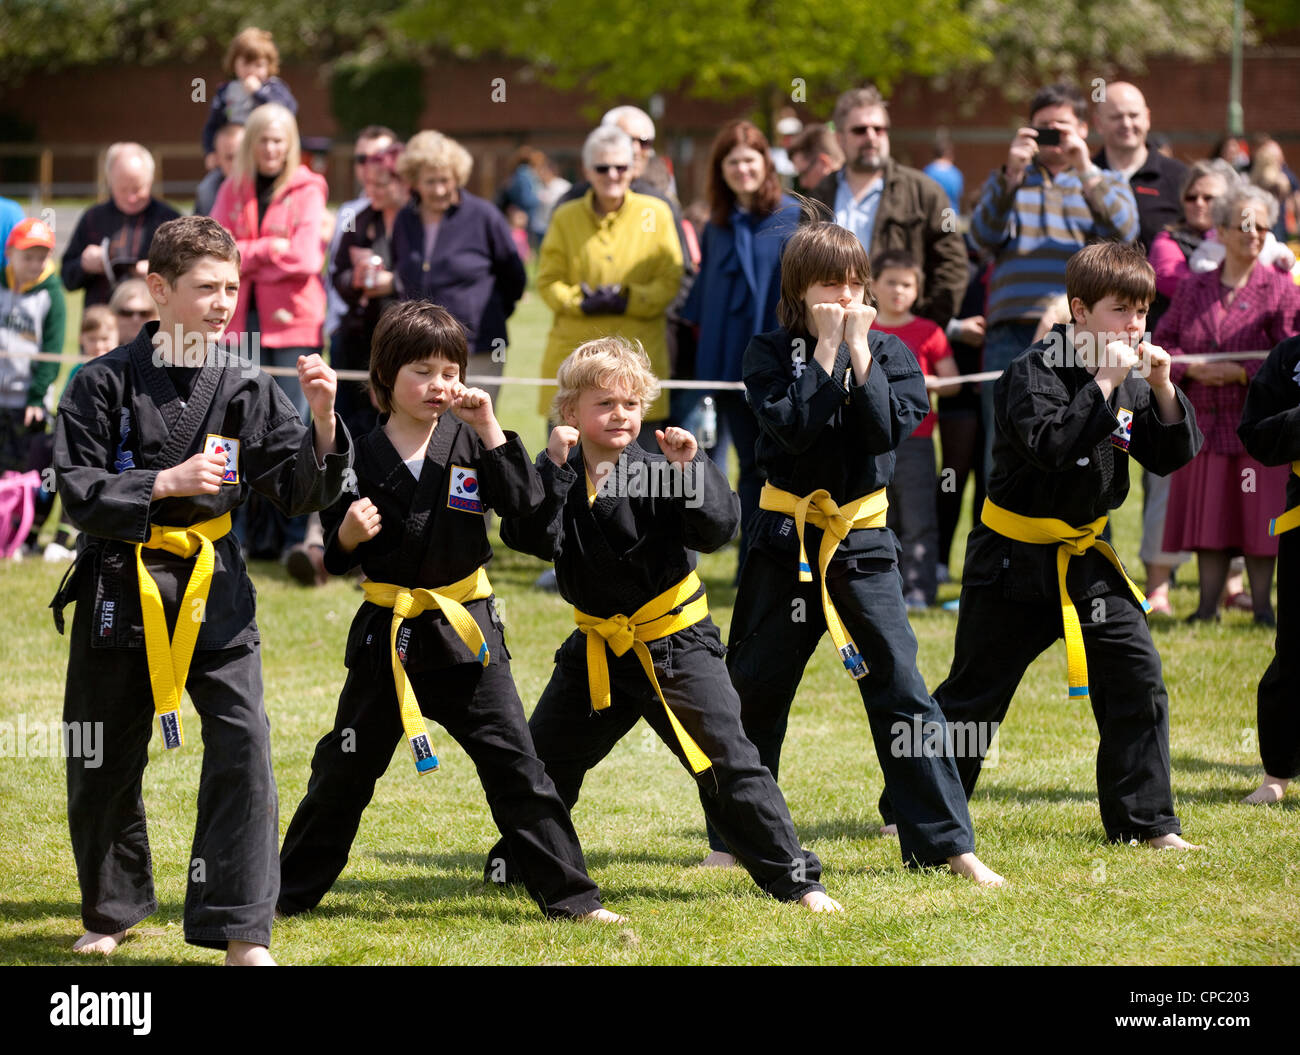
[213,102,327,420]
[213,102,330,582]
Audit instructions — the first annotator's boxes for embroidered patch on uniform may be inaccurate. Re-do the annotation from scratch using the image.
[99,600,115,636]
[204,434,240,483]
[448,464,484,513]
[1109,408,1133,452]
[113,408,135,472]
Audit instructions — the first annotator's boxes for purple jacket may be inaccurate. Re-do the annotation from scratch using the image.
[1155,262,1300,455]
[392,190,526,355]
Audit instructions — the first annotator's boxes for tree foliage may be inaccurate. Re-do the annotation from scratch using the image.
[0,0,403,81]
[394,0,984,109]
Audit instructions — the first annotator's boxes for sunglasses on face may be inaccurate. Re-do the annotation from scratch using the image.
[594,164,629,175]
[353,153,390,166]
[1183,193,1217,203]
[848,124,889,136]
[631,138,654,149]
[116,308,152,319]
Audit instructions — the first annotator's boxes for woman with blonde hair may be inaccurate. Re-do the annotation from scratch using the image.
[392,130,525,403]
[212,101,330,583]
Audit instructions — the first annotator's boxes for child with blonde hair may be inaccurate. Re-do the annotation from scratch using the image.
[484,335,842,911]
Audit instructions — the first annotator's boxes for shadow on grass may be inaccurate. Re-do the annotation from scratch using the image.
[0,900,201,965]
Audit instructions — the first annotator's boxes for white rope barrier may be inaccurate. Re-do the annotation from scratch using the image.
[0,347,1277,390]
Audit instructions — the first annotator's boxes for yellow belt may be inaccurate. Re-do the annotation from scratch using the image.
[363,567,493,774]
[574,570,713,774]
[136,513,232,750]
[980,498,1150,700]
[759,482,889,681]
[1268,462,1300,537]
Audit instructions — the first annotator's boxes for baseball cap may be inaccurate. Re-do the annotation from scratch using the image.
[6,218,55,251]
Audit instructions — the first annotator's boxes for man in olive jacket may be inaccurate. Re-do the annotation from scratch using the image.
[808,87,967,329]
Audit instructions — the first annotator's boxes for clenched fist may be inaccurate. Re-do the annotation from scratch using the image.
[654,426,698,467]
[338,497,381,552]
[547,425,580,468]
[153,450,227,499]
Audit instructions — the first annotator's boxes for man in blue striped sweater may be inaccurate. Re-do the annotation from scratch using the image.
[970,83,1140,476]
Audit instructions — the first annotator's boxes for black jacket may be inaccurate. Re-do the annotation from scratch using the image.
[1239,335,1300,524]
[502,441,738,618]
[61,198,182,307]
[743,326,927,566]
[964,324,1202,602]
[52,322,353,648]
[324,417,542,671]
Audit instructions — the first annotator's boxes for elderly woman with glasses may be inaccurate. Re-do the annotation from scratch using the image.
[1142,160,1296,613]
[535,125,683,431]
[1156,184,1300,626]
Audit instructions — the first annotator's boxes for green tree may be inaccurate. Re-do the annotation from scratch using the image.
[393,0,985,130]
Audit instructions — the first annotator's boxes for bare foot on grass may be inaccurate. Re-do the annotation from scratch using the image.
[225,941,275,965]
[73,930,124,955]
[800,890,844,912]
[879,823,898,837]
[578,907,628,924]
[698,850,739,868]
[1145,833,1203,850]
[948,851,1004,887]
[1242,776,1290,804]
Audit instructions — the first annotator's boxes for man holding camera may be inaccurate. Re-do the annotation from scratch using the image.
[969,84,1139,476]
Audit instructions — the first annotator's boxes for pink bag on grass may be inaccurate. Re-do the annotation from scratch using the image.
[0,470,41,558]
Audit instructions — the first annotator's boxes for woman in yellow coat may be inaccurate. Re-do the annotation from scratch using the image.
[536,126,682,426]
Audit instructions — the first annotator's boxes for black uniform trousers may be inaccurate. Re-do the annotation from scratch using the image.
[709,546,976,867]
[278,633,603,919]
[880,574,1183,842]
[1258,531,1300,779]
[485,622,824,902]
[63,586,278,950]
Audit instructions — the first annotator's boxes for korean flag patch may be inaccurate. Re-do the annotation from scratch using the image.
[448,464,484,514]
[203,434,240,484]
[1109,408,1133,452]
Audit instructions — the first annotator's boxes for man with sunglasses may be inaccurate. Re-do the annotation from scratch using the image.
[807,86,967,331]
[324,126,399,354]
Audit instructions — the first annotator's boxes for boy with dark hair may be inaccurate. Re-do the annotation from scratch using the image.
[882,240,1204,848]
[52,215,353,962]
[278,300,622,924]
[702,222,1001,884]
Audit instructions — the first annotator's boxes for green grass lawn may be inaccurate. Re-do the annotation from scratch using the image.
[1,289,1297,965]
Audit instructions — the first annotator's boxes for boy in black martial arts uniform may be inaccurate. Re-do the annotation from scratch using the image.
[485,336,842,911]
[882,241,1204,848]
[1239,335,1300,806]
[51,216,353,962]
[278,301,621,923]
[701,222,1002,885]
